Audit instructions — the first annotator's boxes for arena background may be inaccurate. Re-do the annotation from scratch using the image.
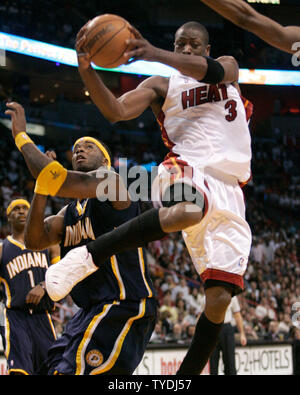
[0,0,299,375]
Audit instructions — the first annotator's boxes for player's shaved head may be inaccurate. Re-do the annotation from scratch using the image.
[176,22,210,46]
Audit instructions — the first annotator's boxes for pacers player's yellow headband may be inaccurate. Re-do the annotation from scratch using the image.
[6,199,30,216]
[73,137,111,169]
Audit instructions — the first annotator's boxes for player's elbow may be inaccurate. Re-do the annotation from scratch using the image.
[102,101,127,124]
[106,112,122,124]
[217,56,239,84]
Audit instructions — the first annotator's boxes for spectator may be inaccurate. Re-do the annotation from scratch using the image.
[251,237,266,263]
[244,323,259,341]
[175,297,187,317]
[182,306,198,329]
[172,277,190,302]
[185,285,205,315]
[165,323,184,344]
[159,291,178,325]
[161,275,177,295]
[160,310,173,336]
[278,312,292,339]
[255,296,276,321]
[150,320,165,344]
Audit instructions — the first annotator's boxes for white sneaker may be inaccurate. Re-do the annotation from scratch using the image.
[46,245,98,301]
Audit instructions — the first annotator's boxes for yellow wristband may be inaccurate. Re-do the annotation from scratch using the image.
[34,161,68,196]
[15,132,34,151]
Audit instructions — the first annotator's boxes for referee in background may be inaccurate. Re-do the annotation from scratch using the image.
[209,296,247,375]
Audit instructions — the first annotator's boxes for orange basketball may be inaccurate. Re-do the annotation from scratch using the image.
[84,14,133,69]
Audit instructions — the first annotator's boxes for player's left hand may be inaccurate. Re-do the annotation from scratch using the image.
[124,26,159,64]
[26,284,45,305]
[5,101,27,139]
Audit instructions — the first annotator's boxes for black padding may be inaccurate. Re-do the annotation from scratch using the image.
[161,183,205,210]
[201,56,225,85]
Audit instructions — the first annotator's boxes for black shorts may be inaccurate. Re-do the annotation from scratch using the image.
[47,298,157,375]
[3,308,56,375]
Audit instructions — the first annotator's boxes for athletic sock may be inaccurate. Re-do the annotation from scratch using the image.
[176,313,223,375]
[86,208,167,267]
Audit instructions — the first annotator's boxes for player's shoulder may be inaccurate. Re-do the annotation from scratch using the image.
[216,55,239,68]
[139,75,169,90]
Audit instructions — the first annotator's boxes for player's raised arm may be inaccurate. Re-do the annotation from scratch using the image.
[76,25,161,123]
[200,0,300,54]
[124,25,238,84]
[5,102,131,206]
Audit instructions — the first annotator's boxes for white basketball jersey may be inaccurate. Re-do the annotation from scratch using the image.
[157,74,252,183]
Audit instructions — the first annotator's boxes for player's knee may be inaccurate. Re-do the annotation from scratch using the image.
[160,202,203,232]
[205,286,232,322]
[162,182,205,212]
[174,202,203,227]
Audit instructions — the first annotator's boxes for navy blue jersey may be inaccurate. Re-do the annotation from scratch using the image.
[0,237,53,312]
[60,199,155,308]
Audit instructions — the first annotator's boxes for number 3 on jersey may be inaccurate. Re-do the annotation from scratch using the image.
[225,99,237,122]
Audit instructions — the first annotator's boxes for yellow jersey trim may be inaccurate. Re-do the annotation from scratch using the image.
[110,255,126,300]
[75,199,89,216]
[8,368,30,375]
[7,236,26,250]
[3,308,10,359]
[46,312,57,340]
[138,248,152,298]
[0,277,11,308]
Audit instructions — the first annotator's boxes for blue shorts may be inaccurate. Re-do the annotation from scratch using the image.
[47,298,157,375]
[3,308,57,375]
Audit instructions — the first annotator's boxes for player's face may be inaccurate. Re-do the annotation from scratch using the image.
[174,27,210,57]
[8,205,29,228]
[72,141,106,172]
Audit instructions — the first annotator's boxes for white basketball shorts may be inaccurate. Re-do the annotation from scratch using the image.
[151,157,252,294]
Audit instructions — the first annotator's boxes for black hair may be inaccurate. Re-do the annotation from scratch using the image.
[176,21,210,46]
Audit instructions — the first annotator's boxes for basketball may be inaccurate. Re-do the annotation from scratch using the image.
[83,14,133,69]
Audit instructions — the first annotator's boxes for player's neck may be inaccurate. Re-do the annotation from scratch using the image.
[11,229,25,245]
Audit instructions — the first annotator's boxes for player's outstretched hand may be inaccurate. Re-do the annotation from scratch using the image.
[5,101,27,139]
[26,284,45,306]
[45,150,57,161]
[76,23,92,70]
[124,26,159,64]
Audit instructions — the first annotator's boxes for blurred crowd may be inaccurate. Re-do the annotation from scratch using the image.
[0,0,293,69]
